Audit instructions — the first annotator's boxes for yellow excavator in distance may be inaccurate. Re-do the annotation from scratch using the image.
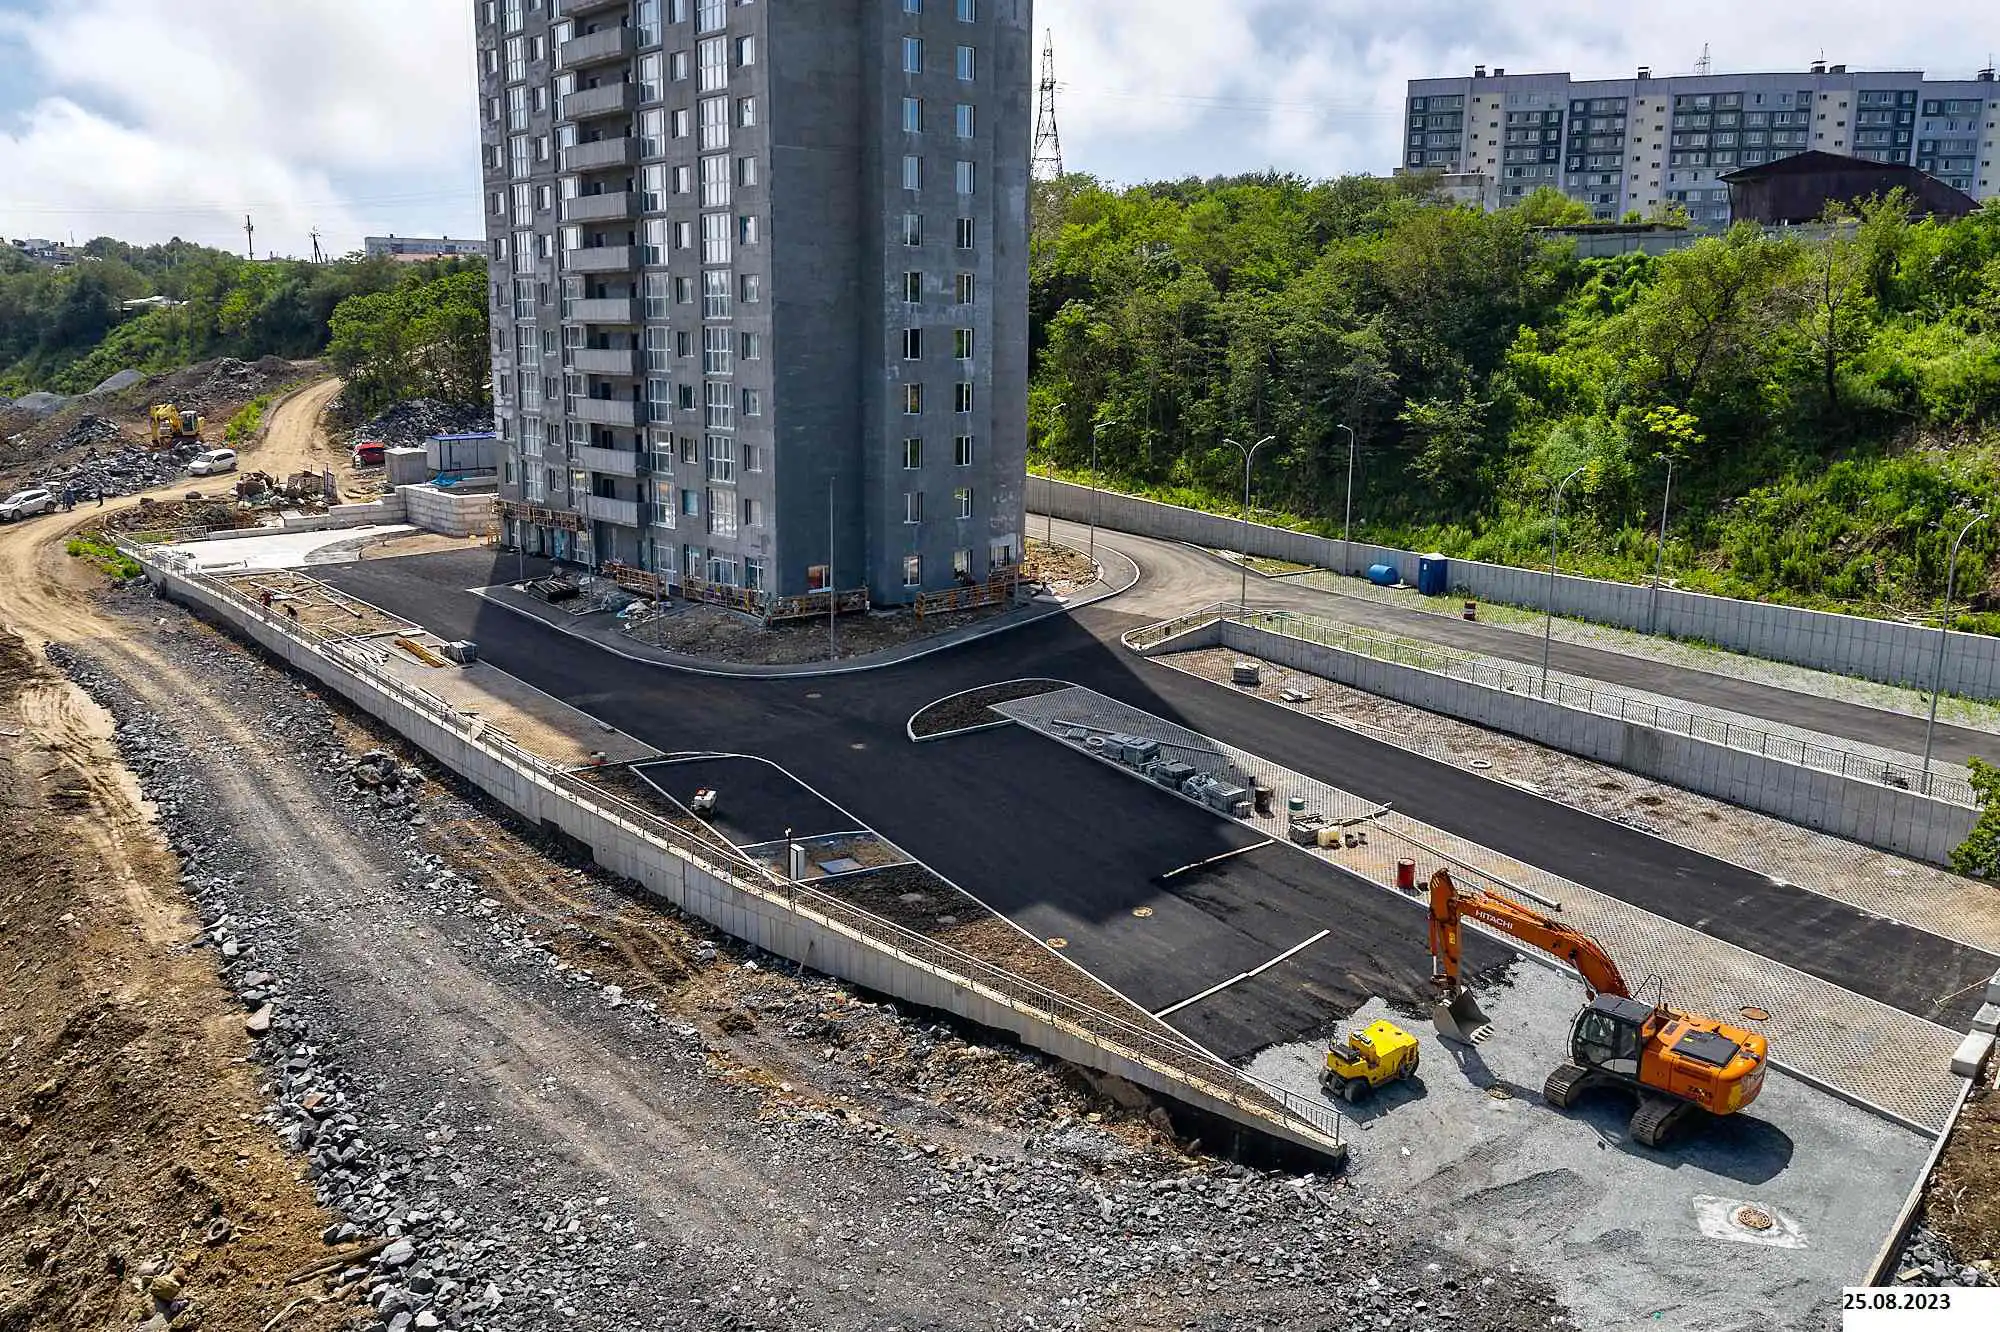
[149,404,204,448]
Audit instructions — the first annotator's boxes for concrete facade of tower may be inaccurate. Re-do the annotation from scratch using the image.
[1404,60,2000,226]
[476,0,1033,607]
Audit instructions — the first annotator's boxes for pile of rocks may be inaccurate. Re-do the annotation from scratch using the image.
[35,435,203,500]
[343,750,427,824]
[1895,1223,1995,1286]
[154,356,299,416]
[354,400,491,449]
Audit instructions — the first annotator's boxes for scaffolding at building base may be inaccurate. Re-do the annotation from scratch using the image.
[599,560,870,626]
[913,565,1022,620]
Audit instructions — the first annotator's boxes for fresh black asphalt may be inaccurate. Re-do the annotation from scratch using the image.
[318,550,1995,1041]
[635,755,855,847]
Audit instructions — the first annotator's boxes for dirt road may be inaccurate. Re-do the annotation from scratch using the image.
[252,378,356,493]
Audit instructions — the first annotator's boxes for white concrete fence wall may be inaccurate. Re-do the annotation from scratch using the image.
[135,553,1347,1165]
[1028,476,2000,700]
[1162,616,1978,866]
[398,484,497,539]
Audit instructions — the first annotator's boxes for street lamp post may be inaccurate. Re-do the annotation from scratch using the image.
[1337,423,1356,576]
[1045,401,1066,547]
[1223,435,1278,611]
[1089,420,1118,567]
[1541,466,1587,698]
[1648,457,1675,636]
[1923,511,1989,794]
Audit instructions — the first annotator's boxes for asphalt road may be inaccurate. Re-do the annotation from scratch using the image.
[1094,526,2000,768]
[319,549,1995,1040]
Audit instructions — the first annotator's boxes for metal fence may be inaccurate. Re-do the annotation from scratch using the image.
[127,545,1346,1155]
[1242,610,1979,809]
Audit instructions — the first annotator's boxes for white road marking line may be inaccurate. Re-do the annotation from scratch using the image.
[1153,928,1332,1019]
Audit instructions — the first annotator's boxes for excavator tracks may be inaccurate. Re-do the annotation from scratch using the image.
[1541,1062,1593,1109]
[1629,1094,1695,1148]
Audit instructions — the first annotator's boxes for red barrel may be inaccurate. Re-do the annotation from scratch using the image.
[1396,859,1417,892]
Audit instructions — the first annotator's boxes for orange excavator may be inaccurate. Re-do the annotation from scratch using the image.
[1425,868,1769,1146]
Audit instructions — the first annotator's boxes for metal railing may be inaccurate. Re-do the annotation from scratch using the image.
[1121,602,1235,652]
[1240,610,1979,808]
[125,544,1347,1155]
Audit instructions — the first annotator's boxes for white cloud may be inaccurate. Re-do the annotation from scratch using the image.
[0,0,478,255]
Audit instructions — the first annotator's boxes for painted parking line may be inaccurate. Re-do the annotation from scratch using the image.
[1154,928,1332,1019]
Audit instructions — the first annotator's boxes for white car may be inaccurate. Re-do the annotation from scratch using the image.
[188,448,239,476]
[0,488,56,521]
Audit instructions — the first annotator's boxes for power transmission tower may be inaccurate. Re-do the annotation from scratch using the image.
[1031,30,1064,181]
[244,215,255,260]
[1694,43,1712,76]
[309,228,325,264]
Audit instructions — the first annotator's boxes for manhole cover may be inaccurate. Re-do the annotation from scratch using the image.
[1740,1006,1771,1022]
[1486,1086,1513,1101]
[1046,936,1069,949]
[805,692,822,700]
[1132,906,1154,919]
[850,742,867,751]
[1469,758,1493,770]
[1733,1205,1775,1232]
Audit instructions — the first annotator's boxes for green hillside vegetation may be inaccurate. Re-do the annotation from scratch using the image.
[0,238,485,401]
[1029,175,2000,626]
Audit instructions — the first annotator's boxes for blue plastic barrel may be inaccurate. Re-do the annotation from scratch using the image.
[1366,563,1399,587]
[1417,553,1449,597]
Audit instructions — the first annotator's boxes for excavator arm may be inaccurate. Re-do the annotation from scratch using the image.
[1427,869,1630,1040]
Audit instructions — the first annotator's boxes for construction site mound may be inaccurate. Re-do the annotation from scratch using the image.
[103,496,262,536]
[348,398,492,448]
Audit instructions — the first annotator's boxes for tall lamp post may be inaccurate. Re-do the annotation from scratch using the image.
[1089,420,1118,567]
[1044,401,1066,546]
[1923,511,1989,795]
[1541,465,1587,698]
[1337,423,1357,576]
[1223,435,1277,611]
[1647,457,1675,636]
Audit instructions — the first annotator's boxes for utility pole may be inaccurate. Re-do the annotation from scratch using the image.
[1337,423,1357,576]
[244,215,255,261]
[1223,436,1277,611]
[1089,420,1118,569]
[1045,401,1065,547]
[1031,31,1064,182]
[309,228,325,265]
[1648,458,1675,635]
[1923,512,1989,795]
[1541,467,1587,698]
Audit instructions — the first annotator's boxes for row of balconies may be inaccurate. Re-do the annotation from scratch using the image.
[559,24,636,73]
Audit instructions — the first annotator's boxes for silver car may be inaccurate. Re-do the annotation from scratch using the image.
[0,488,55,521]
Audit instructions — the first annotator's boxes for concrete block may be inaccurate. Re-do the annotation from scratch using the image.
[1951,1030,1995,1079]
[1986,970,2000,1006]
[1973,1004,2000,1035]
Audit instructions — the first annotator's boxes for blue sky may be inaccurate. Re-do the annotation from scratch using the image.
[0,0,1992,254]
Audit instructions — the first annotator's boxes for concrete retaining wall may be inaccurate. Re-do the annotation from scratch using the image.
[141,558,1344,1164]
[1188,618,1978,866]
[276,495,408,533]
[1029,476,2000,700]
[399,485,496,539]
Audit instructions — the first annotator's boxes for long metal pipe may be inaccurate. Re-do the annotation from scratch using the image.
[1541,466,1587,697]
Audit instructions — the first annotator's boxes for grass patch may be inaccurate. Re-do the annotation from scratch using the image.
[66,535,142,580]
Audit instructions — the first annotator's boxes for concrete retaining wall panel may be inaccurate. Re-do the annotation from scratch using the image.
[1035,477,2000,698]
[1214,620,1977,865]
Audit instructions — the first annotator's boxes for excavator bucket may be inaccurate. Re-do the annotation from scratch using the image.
[1433,991,1494,1044]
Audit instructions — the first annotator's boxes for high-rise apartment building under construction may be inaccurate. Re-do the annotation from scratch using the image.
[475,0,1032,606]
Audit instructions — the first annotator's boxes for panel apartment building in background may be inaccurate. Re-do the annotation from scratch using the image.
[474,0,1032,606]
[1404,61,2000,226]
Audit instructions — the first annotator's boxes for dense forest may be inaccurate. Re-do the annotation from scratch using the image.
[0,239,485,414]
[1029,175,2000,622]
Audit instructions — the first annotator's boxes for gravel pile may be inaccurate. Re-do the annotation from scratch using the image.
[354,400,492,448]
[153,356,299,415]
[43,593,1576,1332]
[1895,1222,1996,1287]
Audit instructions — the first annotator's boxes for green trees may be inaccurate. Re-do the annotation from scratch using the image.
[326,268,492,420]
[1028,175,2000,618]
[0,240,414,394]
